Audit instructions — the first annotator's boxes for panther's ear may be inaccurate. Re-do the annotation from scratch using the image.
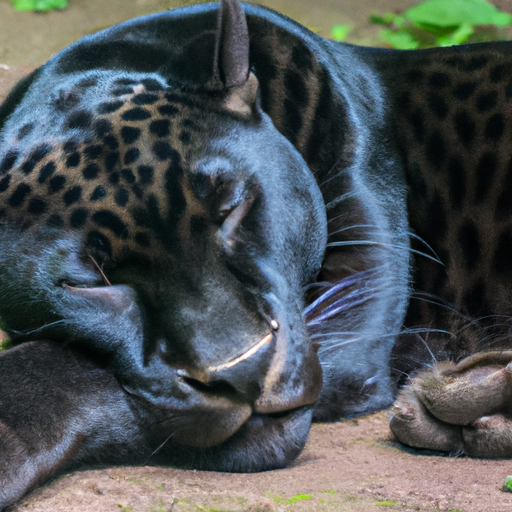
[212,0,259,116]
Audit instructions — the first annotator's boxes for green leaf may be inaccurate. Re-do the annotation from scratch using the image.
[503,475,512,492]
[9,0,67,12]
[380,29,420,49]
[405,0,512,29]
[436,23,474,46]
[331,24,351,42]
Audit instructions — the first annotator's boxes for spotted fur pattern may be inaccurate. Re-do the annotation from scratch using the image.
[382,48,512,375]
[1,80,229,259]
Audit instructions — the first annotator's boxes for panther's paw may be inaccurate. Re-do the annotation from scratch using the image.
[389,351,512,457]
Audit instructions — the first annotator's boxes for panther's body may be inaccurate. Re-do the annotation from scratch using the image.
[1,0,512,508]
[388,48,512,372]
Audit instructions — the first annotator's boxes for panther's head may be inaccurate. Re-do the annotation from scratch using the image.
[0,0,327,470]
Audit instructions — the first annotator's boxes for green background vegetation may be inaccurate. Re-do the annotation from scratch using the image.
[332,0,512,47]
[9,0,512,50]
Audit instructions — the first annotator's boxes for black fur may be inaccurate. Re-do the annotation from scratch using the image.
[0,0,415,508]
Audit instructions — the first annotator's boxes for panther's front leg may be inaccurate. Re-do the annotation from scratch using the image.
[390,352,512,457]
[0,341,147,511]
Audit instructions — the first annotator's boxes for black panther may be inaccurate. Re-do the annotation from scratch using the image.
[2,0,512,508]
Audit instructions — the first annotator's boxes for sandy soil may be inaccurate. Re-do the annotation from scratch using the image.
[12,411,512,512]
[4,1,512,511]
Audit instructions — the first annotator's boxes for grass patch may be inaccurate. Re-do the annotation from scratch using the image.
[286,494,312,504]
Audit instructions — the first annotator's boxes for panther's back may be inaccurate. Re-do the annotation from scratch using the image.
[367,46,512,374]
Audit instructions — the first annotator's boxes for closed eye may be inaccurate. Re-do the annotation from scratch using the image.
[216,205,236,225]
[218,198,255,248]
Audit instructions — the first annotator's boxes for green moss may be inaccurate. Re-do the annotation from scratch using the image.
[286,494,312,504]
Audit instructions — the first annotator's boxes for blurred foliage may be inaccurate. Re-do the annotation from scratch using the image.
[9,0,67,12]
[331,24,352,42]
[0,338,12,353]
[0,315,10,352]
[371,0,512,49]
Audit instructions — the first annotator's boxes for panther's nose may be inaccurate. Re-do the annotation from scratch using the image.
[179,332,275,404]
[253,320,323,414]
[182,324,323,413]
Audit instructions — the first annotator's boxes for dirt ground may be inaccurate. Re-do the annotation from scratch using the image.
[11,412,512,512]
[4,1,512,511]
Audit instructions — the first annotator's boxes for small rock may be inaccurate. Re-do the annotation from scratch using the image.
[437,498,450,511]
